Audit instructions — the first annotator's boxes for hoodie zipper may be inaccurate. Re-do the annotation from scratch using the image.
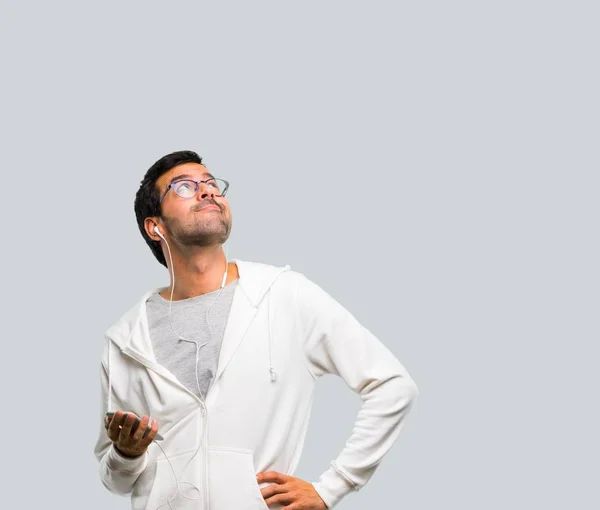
[121,348,211,510]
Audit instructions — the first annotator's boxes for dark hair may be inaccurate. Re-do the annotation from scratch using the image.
[134,150,203,267]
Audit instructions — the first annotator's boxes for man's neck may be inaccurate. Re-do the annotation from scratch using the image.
[160,245,238,300]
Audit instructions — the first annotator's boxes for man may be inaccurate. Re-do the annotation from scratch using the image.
[94,150,418,510]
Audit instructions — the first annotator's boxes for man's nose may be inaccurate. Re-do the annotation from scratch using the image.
[197,183,216,199]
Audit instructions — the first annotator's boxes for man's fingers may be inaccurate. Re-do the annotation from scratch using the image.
[139,419,159,448]
[105,411,158,456]
[107,410,125,440]
[264,492,296,506]
[120,412,137,438]
[131,415,150,442]
[260,482,288,499]
[257,471,289,484]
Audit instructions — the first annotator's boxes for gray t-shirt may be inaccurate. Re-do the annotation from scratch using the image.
[146,280,237,400]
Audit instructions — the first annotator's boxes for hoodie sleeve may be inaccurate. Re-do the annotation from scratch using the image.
[93,341,149,496]
[294,273,419,509]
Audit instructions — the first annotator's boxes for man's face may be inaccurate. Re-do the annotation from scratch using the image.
[154,162,232,247]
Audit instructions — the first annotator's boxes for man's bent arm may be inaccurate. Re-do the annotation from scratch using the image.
[93,345,148,496]
[294,273,419,508]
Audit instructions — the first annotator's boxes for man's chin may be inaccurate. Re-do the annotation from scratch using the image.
[180,231,230,247]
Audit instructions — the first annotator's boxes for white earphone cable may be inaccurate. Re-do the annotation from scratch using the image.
[162,232,228,396]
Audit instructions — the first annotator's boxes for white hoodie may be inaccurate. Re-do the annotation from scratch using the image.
[94,260,418,510]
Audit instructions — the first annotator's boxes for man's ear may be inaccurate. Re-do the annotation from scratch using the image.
[144,217,162,242]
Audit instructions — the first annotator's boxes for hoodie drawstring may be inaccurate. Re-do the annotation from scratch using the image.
[268,290,278,382]
[107,338,113,411]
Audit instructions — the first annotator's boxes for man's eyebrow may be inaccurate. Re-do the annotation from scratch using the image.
[168,173,194,185]
[168,172,215,185]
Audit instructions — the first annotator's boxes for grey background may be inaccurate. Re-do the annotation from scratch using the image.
[0,1,597,508]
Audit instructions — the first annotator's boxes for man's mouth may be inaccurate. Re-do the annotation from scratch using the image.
[193,202,221,212]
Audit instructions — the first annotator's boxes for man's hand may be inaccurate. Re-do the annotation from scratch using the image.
[257,471,328,509]
[105,410,159,458]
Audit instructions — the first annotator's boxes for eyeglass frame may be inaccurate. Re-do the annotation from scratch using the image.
[159,177,230,203]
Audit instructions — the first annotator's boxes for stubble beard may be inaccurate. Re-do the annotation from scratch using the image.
[163,214,232,247]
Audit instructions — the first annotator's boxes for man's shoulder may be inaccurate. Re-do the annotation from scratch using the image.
[233,259,312,307]
[235,258,288,273]
[235,258,307,275]
[235,258,308,286]
[104,289,157,343]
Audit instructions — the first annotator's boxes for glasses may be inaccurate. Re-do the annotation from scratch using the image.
[160,177,229,203]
